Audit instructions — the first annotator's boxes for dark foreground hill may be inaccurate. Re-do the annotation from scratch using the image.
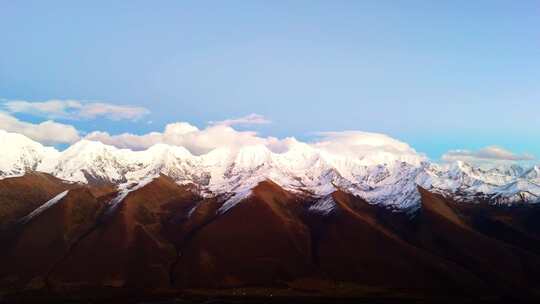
[1,174,540,303]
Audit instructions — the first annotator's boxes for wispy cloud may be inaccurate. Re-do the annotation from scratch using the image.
[209,113,271,126]
[3,99,150,121]
[442,146,535,164]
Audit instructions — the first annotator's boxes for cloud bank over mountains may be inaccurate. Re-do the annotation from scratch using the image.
[0,99,535,166]
[0,112,80,145]
[85,122,289,155]
[313,131,424,165]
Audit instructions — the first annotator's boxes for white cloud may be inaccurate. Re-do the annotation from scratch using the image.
[0,112,80,144]
[442,146,535,165]
[3,99,150,121]
[1,104,533,169]
[209,113,271,126]
[85,122,287,155]
[312,131,426,165]
[85,126,425,166]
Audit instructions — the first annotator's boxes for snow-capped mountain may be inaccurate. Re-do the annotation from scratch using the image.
[489,180,540,205]
[521,165,540,182]
[40,140,138,184]
[421,161,540,204]
[0,129,538,208]
[0,130,59,179]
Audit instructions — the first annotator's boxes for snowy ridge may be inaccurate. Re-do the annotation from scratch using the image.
[0,129,539,209]
[422,162,540,205]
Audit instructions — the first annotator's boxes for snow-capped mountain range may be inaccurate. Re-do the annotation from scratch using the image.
[1,129,538,208]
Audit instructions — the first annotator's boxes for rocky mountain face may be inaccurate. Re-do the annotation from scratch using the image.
[1,129,540,301]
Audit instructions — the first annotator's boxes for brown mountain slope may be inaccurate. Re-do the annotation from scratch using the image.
[415,188,540,297]
[2,177,540,300]
[48,175,200,290]
[173,180,312,288]
[448,199,540,255]
[309,190,486,295]
[0,172,71,228]
[0,186,103,290]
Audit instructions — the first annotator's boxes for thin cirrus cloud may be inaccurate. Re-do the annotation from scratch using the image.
[0,112,80,145]
[2,99,150,121]
[208,113,271,126]
[442,146,536,164]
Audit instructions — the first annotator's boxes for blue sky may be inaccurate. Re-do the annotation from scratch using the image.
[1,1,539,161]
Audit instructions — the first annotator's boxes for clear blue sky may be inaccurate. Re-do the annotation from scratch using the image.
[1,1,539,159]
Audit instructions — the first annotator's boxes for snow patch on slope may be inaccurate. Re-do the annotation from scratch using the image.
[18,190,69,225]
[105,175,159,215]
[309,195,337,215]
[217,190,252,215]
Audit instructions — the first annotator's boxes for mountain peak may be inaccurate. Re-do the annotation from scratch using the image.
[146,143,193,158]
[0,129,60,178]
[231,145,273,170]
[67,139,117,152]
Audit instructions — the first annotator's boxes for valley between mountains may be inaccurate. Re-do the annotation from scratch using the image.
[1,129,540,301]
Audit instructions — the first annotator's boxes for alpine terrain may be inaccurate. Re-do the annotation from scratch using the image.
[1,129,540,302]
